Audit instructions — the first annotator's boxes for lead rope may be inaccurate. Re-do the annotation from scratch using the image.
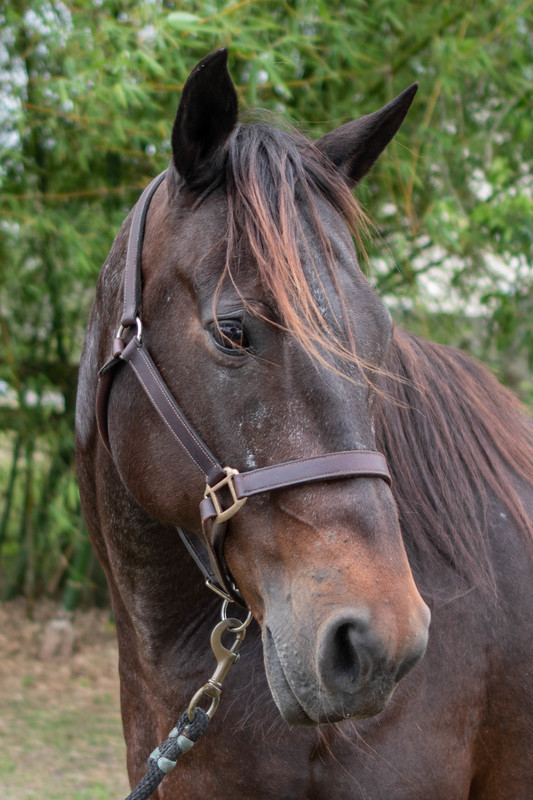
[124,709,210,800]
[124,602,253,800]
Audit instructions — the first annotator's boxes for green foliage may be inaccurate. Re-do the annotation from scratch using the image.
[1,0,532,603]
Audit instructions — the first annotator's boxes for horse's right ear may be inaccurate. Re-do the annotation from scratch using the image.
[171,49,238,189]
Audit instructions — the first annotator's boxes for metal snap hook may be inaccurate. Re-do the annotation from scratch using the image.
[187,614,251,723]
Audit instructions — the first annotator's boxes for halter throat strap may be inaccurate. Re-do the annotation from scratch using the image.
[96,171,391,607]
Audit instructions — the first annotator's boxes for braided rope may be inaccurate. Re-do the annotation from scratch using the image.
[125,708,210,800]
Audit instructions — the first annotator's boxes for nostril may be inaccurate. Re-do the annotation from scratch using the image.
[318,611,374,694]
[395,623,429,682]
[333,623,360,685]
[395,650,422,682]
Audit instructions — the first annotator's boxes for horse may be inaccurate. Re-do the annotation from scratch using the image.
[75,49,533,799]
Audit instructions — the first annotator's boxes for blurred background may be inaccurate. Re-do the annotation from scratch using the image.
[2,0,533,611]
[1,0,532,795]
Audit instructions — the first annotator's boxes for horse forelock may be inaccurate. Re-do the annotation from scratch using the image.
[218,121,373,377]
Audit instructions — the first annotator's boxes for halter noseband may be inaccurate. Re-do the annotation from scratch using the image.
[96,171,391,607]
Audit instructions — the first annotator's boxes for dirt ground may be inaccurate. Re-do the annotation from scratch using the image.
[0,599,131,799]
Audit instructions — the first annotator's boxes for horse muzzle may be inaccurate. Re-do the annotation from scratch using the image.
[263,603,430,726]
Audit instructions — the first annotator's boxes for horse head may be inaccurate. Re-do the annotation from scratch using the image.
[99,49,430,726]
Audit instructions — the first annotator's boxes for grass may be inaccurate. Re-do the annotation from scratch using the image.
[0,691,130,799]
[0,600,131,800]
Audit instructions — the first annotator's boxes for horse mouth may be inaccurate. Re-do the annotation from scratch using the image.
[263,625,395,727]
[263,626,316,726]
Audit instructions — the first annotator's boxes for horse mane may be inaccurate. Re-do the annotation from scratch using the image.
[375,327,533,597]
[220,121,368,372]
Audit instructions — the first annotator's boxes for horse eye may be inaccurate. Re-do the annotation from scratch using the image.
[211,319,250,354]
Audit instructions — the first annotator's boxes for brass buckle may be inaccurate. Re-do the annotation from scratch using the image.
[204,467,247,523]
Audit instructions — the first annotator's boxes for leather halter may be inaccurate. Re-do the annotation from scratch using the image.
[96,171,391,606]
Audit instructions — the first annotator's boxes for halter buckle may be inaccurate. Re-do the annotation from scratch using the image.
[204,467,247,523]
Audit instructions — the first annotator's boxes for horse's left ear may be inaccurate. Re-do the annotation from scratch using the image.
[316,84,418,186]
[171,48,238,189]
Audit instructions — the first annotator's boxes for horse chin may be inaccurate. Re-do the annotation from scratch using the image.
[263,626,395,727]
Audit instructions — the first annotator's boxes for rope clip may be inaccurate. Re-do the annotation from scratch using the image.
[187,605,252,722]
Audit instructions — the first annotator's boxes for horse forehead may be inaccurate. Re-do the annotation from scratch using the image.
[171,184,356,275]
[170,193,227,254]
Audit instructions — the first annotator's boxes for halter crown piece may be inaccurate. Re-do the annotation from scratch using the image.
[96,171,391,607]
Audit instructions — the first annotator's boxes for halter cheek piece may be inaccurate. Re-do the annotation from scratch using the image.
[96,171,391,607]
